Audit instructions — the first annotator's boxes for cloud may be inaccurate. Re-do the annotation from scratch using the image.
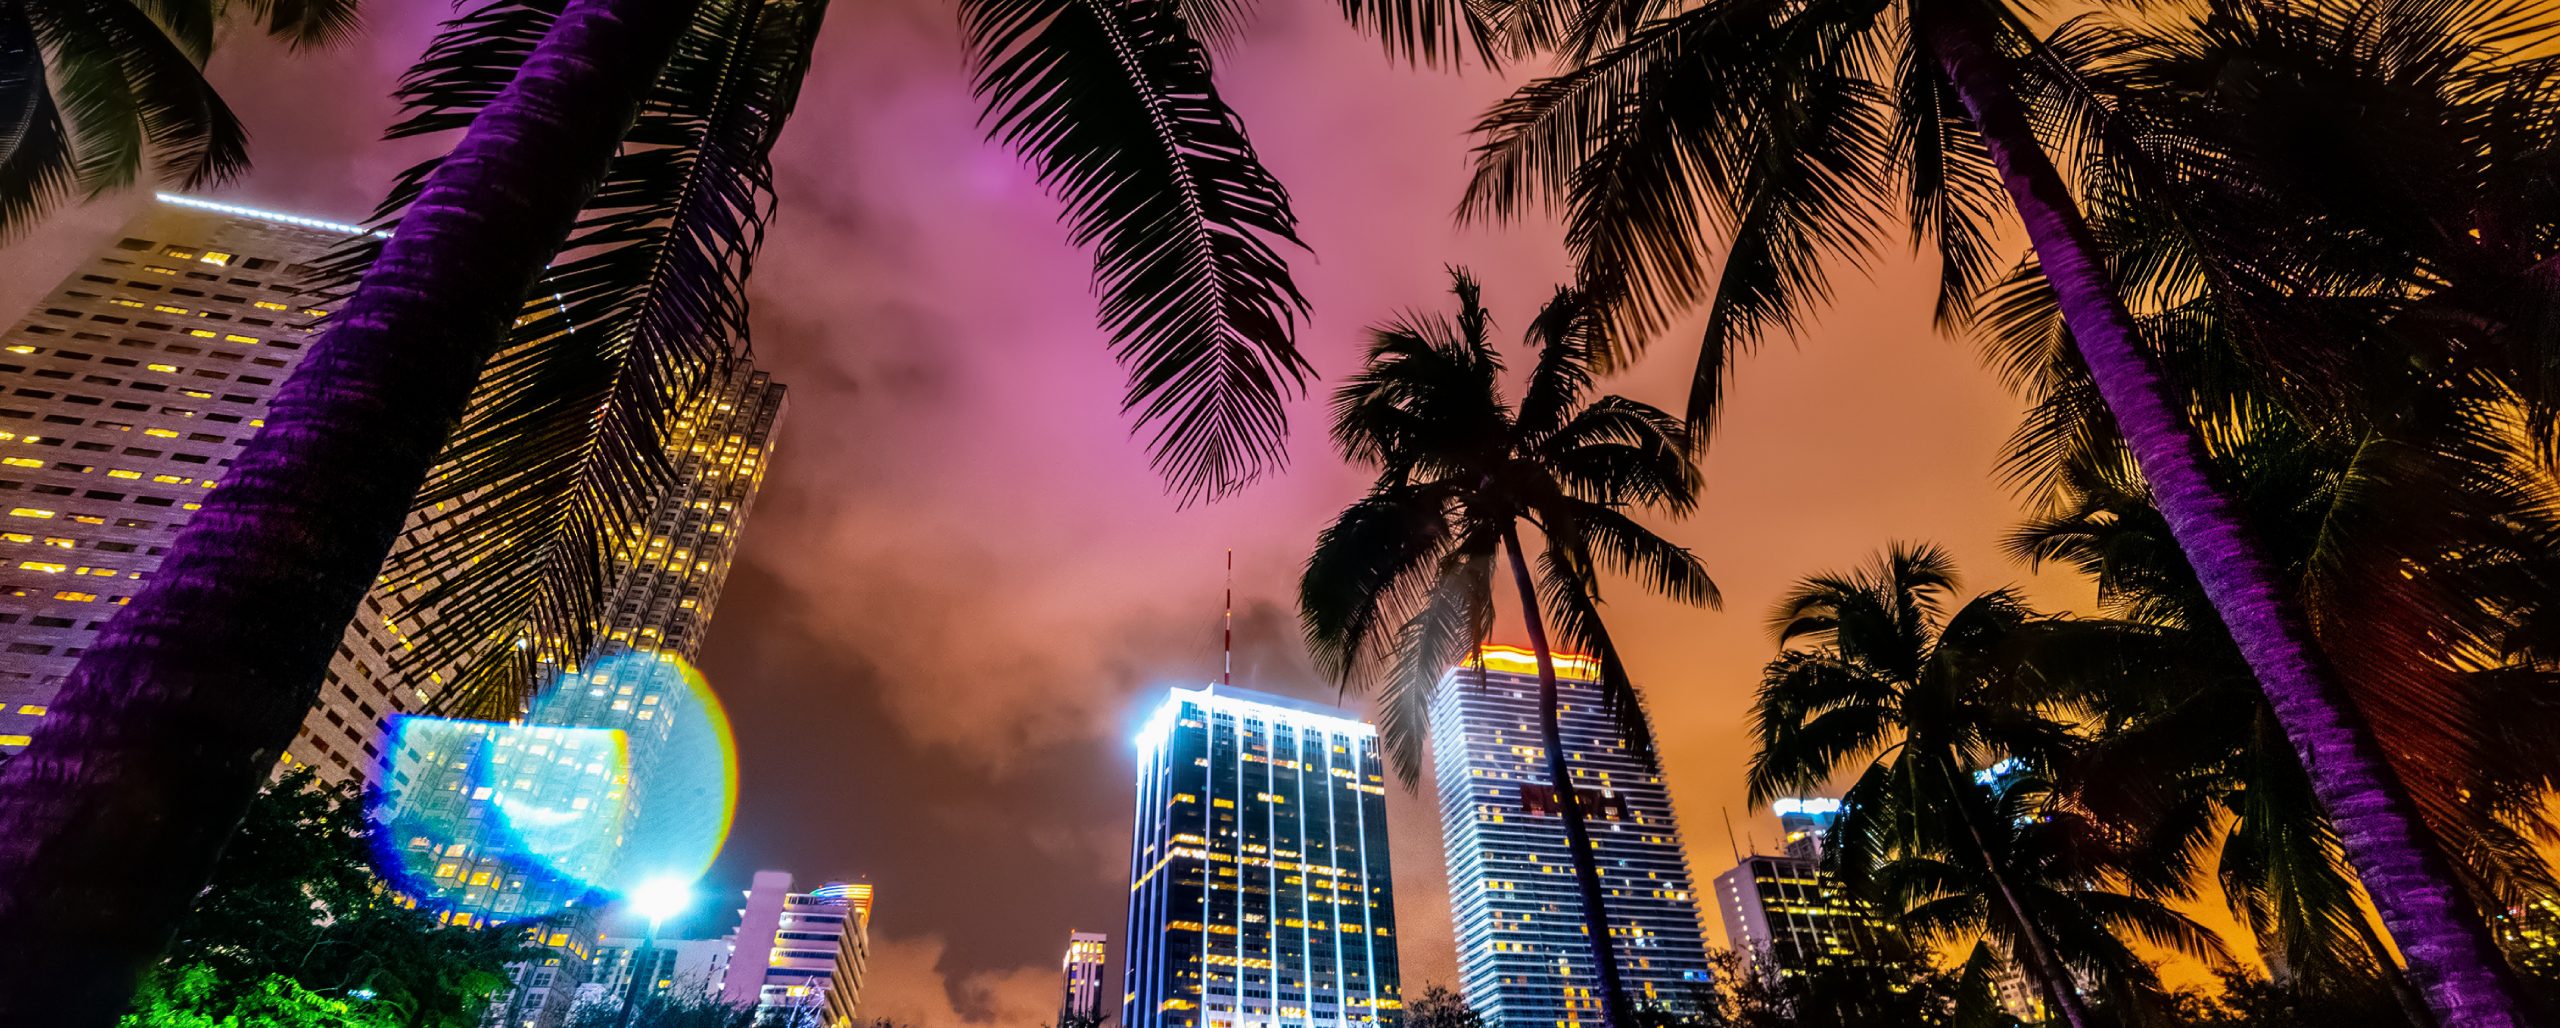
[858,932,1062,1028]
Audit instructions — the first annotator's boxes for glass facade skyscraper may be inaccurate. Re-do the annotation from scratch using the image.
[1122,684,1403,1028]
[1429,647,1713,1028]
[1710,799,1899,984]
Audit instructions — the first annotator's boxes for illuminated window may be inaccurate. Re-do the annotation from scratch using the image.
[8,508,55,519]
[51,592,94,603]
[14,705,43,715]
[188,329,216,339]
[224,334,257,345]
[18,561,65,573]
[146,363,176,373]
[151,474,186,484]
[0,458,40,469]
[253,301,289,312]
[198,251,232,266]
[0,736,29,747]
[143,428,178,439]
[4,345,32,355]
[106,470,140,479]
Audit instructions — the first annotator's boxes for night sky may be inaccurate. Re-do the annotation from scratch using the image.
[0,4,2106,1023]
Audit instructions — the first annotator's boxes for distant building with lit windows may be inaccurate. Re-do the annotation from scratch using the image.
[1711,799,1899,983]
[1429,646,1713,1027]
[1121,684,1404,1028]
[719,871,874,1027]
[0,194,349,753]
[1060,930,1108,1024]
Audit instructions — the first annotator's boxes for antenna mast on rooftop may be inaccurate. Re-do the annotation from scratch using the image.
[1233,549,1244,685]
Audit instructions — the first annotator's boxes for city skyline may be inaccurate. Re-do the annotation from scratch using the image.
[0,5,2131,1016]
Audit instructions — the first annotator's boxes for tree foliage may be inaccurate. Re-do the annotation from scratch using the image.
[117,769,524,1027]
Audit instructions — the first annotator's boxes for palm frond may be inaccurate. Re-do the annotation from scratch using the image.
[963,0,1311,503]
[1337,0,1500,67]
[325,0,826,715]
[1379,539,1500,785]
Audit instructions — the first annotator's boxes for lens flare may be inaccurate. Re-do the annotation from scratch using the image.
[367,651,738,923]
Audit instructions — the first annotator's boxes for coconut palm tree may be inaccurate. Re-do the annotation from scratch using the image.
[1301,268,1716,1028]
[1857,768,2230,1024]
[0,0,361,238]
[1460,0,2548,1016]
[1750,544,2105,1025]
[0,1,819,1019]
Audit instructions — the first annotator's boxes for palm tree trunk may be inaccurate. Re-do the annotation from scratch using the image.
[1914,7,2537,1027]
[2354,903,2442,1028]
[1503,526,1634,1028]
[0,2,699,1021]
[1942,764,2093,1028]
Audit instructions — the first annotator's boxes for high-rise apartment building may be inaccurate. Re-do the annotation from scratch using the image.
[1428,646,1714,1027]
[1121,684,1403,1028]
[1710,799,1898,983]
[0,194,351,752]
[719,872,874,1027]
[1059,930,1108,1025]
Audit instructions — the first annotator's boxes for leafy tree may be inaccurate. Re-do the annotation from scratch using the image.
[116,769,523,1028]
[1405,984,1487,1028]
[1302,268,1715,1027]
[1459,0,2543,1016]
[0,0,360,239]
[565,991,760,1028]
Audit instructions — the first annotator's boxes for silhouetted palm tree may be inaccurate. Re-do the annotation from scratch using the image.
[1750,544,2101,1025]
[1861,770,2228,1023]
[0,0,361,237]
[1461,0,2545,1016]
[1302,268,1715,1028]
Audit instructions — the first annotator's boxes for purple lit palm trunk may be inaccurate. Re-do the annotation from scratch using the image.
[1917,7,2534,1025]
[0,1,698,1021]
[1503,528,1634,1028]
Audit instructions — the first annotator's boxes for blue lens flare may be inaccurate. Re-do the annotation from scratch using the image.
[366,651,738,924]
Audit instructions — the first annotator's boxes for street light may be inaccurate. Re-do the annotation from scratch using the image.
[614,876,694,1028]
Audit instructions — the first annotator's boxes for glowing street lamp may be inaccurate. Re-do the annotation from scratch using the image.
[616,876,695,1028]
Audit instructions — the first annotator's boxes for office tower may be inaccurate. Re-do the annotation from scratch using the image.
[1122,684,1403,1028]
[1059,931,1108,1025]
[0,194,350,752]
[1710,799,1899,983]
[1428,645,1714,1028]
[288,359,786,781]
[719,872,875,1027]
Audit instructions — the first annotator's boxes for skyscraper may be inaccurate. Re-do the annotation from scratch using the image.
[0,194,352,752]
[1122,684,1403,1028]
[288,360,785,781]
[1710,799,1899,983]
[363,362,785,1028]
[719,872,874,1027]
[1428,646,1714,1027]
[1059,931,1108,1025]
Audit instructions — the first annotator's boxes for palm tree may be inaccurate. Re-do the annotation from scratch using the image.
[1750,544,2100,1025]
[1459,0,2546,1017]
[0,1,801,1019]
[1860,769,2230,1024]
[1302,268,1715,1028]
[0,0,360,238]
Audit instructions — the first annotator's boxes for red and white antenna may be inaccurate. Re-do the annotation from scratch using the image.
[1233,549,1244,685]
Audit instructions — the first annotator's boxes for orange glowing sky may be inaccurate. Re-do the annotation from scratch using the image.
[0,4,2210,1021]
